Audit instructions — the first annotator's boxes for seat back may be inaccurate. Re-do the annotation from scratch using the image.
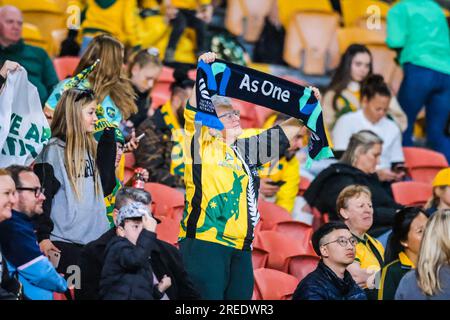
[257,200,292,230]
[143,183,185,219]
[288,255,320,282]
[277,0,334,29]
[53,56,80,80]
[391,181,433,207]
[253,268,298,300]
[283,12,339,75]
[403,147,449,183]
[252,247,269,269]
[155,216,180,246]
[272,220,314,254]
[51,28,68,58]
[22,22,49,51]
[225,0,273,43]
[253,231,309,272]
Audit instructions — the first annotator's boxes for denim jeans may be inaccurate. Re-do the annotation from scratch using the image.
[397,63,450,162]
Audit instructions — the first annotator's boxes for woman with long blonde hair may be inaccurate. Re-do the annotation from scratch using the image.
[395,209,450,299]
[44,34,137,142]
[34,88,116,276]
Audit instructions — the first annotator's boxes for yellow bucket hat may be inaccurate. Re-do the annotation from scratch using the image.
[432,168,450,187]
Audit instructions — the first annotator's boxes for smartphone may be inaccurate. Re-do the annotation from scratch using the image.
[48,250,61,269]
[136,133,145,142]
[391,163,407,174]
[267,180,286,187]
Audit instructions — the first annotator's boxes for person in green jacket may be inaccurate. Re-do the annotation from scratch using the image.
[386,0,450,162]
[0,6,58,105]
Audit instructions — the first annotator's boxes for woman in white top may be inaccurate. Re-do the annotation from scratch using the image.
[322,44,406,132]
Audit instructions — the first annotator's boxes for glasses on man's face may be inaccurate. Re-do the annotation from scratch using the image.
[16,187,45,198]
[218,110,240,121]
[322,236,358,248]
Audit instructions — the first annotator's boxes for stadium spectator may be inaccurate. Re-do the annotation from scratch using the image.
[70,0,142,54]
[322,44,406,132]
[387,0,450,162]
[292,222,366,300]
[425,168,450,216]
[378,207,428,300]
[134,68,194,188]
[0,168,20,300]
[304,130,402,236]
[0,60,20,90]
[126,47,163,129]
[0,166,67,300]
[77,187,200,300]
[395,209,450,300]
[336,185,385,300]
[34,89,116,276]
[179,52,314,299]
[163,0,213,62]
[332,75,405,183]
[0,6,59,104]
[99,202,171,300]
[45,34,138,146]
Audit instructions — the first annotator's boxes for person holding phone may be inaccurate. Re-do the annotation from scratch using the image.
[332,75,406,183]
[0,166,67,300]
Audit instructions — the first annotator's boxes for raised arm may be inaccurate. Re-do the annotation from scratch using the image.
[188,52,217,109]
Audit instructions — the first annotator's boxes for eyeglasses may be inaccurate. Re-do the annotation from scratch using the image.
[218,110,240,121]
[322,236,358,248]
[73,89,95,102]
[16,187,45,198]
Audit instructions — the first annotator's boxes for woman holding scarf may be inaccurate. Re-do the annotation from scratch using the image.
[178,52,322,299]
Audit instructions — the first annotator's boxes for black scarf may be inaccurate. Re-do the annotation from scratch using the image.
[194,59,333,164]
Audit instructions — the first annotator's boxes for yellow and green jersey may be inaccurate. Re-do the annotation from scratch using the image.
[104,177,122,228]
[354,233,385,272]
[180,103,290,250]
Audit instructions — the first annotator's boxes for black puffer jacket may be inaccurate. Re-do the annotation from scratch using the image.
[99,229,161,300]
[304,163,402,237]
[293,260,366,300]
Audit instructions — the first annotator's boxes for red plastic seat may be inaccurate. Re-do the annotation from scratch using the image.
[158,66,175,83]
[53,56,80,80]
[391,181,433,207]
[272,220,314,253]
[143,183,185,220]
[253,231,314,272]
[287,254,320,282]
[257,200,293,231]
[155,216,180,246]
[403,147,448,184]
[253,268,298,300]
[252,247,269,269]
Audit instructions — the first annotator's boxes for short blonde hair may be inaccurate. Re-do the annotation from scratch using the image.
[336,185,372,220]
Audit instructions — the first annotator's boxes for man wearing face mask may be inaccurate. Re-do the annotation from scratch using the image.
[293,222,367,300]
[0,166,67,300]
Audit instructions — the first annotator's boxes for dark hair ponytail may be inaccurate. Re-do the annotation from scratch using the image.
[385,206,426,264]
[360,74,391,101]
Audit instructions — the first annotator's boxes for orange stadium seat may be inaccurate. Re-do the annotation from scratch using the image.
[155,216,180,246]
[287,254,320,282]
[403,147,449,184]
[298,176,311,196]
[21,22,49,52]
[257,200,292,230]
[53,56,80,80]
[340,0,391,27]
[391,181,433,207]
[253,231,314,272]
[143,183,185,220]
[272,220,314,252]
[225,0,274,43]
[253,268,298,300]
[252,247,269,269]
[283,12,340,75]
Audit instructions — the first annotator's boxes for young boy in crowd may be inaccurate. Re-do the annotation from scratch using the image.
[99,202,171,300]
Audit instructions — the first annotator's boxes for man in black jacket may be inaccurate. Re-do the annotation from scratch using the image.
[293,222,366,300]
[76,187,200,300]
